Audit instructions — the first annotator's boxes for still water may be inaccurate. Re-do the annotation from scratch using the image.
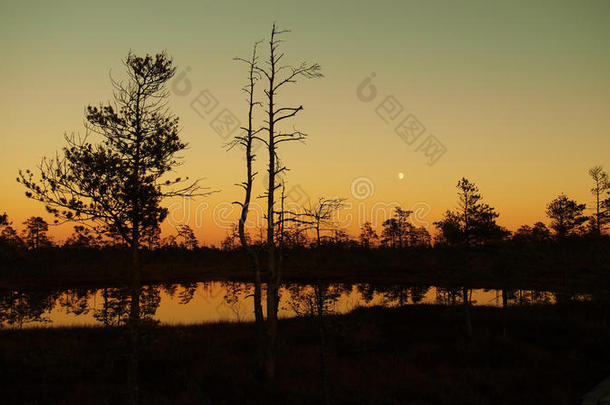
[0,282,579,329]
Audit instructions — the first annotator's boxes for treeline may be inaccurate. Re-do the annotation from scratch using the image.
[2,165,608,253]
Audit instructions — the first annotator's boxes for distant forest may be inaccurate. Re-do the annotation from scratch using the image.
[2,167,609,253]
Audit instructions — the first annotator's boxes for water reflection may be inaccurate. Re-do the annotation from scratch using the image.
[90,286,161,327]
[0,282,591,329]
[0,290,56,327]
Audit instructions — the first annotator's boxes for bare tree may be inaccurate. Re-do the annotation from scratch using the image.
[302,198,345,247]
[256,23,322,379]
[229,41,268,373]
[175,224,198,249]
[230,42,263,249]
[229,23,322,381]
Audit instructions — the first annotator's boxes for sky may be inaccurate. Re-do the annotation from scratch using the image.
[1,0,609,245]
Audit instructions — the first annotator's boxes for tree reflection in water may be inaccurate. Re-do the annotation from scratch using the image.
[356,284,431,307]
[0,289,57,328]
[0,283,588,329]
[92,286,162,327]
[220,282,254,322]
[286,284,346,317]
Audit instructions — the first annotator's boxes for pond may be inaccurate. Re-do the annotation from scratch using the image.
[0,282,586,328]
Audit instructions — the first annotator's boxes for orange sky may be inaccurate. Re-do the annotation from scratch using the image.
[1,0,609,245]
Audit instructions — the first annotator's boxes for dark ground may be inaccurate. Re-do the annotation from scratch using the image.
[1,301,609,404]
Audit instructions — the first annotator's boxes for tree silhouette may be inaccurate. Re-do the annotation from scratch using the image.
[17,52,207,326]
[281,221,309,247]
[379,207,430,248]
[433,178,506,340]
[142,224,162,250]
[219,224,241,251]
[21,216,51,250]
[545,194,587,238]
[434,177,507,245]
[381,207,412,248]
[302,198,345,247]
[18,52,202,258]
[255,23,322,380]
[603,193,610,232]
[409,226,432,247]
[63,225,103,248]
[0,214,22,248]
[229,42,268,373]
[329,228,351,246]
[381,218,400,247]
[230,42,262,250]
[174,224,198,249]
[513,221,551,242]
[359,221,378,248]
[17,52,209,404]
[588,166,609,235]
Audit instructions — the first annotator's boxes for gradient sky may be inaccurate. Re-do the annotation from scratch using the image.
[1,0,609,245]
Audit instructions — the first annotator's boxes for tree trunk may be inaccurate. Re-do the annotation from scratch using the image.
[502,287,508,339]
[264,272,278,380]
[595,181,600,235]
[128,244,141,405]
[316,284,330,405]
[263,23,279,381]
[130,244,141,324]
[103,287,109,327]
[463,286,472,339]
[253,265,265,376]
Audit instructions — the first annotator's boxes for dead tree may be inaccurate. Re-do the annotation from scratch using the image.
[256,22,323,380]
[303,198,346,247]
[229,41,266,374]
